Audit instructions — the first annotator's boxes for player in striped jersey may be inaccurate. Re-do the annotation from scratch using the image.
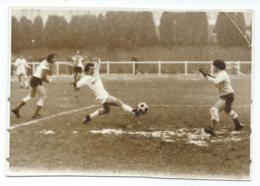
[71,50,84,90]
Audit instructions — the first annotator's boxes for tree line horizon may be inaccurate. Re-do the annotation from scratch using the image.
[11,11,250,52]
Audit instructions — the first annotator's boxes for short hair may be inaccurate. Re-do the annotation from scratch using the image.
[38,56,45,62]
[46,53,58,63]
[213,59,226,70]
[84,63,95,73]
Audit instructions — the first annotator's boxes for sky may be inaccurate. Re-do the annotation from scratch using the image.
[11,8,252,26]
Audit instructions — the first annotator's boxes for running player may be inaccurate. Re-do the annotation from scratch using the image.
[11,53,58,119]
[14,54,31,88]
[76,57,140,124]
[199,59,243,136]
[71,50,84,90]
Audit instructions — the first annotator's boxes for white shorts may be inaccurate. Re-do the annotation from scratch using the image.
[96,94,110,104]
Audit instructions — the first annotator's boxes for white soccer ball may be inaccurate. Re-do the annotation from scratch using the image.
[138,102,149,114]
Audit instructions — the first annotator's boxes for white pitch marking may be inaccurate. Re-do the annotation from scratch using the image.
[9,105,97,130]
[38,130,56,135]
[150,104,250,108]
[9,104,250,131]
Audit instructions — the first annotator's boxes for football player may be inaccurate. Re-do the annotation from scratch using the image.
[11,53,58,119]
[199,59,243,136]
[71,50,84,90]
[14,54,31,88]
[76,57,140,124]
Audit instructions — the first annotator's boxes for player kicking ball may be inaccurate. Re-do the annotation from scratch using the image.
[76,57,140,124]
[199,59,243,136]
[11,53,58,119]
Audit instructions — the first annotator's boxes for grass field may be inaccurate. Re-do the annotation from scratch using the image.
[8,75,251,179]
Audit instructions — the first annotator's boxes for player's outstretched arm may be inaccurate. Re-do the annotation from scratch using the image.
[198,68,215,78]
[93,57,101,73]
[199,68,207,78]
[199,68,225,85]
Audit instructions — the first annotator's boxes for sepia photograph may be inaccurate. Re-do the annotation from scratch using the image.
[8,7,252,180]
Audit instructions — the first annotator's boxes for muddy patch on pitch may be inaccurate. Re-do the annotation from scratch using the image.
[88,128,248,147]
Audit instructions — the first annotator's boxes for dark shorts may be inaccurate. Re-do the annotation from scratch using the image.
[30,76,42,88]
[220,93,234,113]
[73,67,82,73]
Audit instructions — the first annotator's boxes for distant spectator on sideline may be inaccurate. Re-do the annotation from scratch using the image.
[71,49,84,90]
[14,54,31,89]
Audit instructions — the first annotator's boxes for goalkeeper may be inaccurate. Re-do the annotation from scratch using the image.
[199,59,243,136]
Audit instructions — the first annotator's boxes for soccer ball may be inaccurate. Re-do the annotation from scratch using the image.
[138,102,149,114]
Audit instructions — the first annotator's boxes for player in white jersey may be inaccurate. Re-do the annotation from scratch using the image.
[76,57,140,124]
[199,59,243,136]
[71,50,84,90]
[14,55,31,88]
[12,53,58,119]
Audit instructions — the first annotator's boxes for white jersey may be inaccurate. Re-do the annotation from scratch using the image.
[207,70,234,96]
[14,57,29,75]
[77,62,109,103]
[33,60,50,79]
[72,55,84,69]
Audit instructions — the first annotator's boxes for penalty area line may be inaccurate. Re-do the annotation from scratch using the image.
[9,105,97,131]
[9,104,250,131]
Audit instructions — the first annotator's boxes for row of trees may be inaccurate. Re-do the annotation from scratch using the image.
[215,12,248,46]
[159,11,249,47]
[159,12,209,46]
[12,11,158,52]
[12,11,249,52]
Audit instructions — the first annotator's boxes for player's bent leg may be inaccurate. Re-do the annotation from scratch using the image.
[72,73,77,90]
[21,74,25,86]
[17,74,21,82]
[211,98,225,124]
[32,98,45,119]
[210,107,220,124]
[229,110,243,131]
[18,74,23,88]
[29,87,37,98]
[73,73,81,91]
[101,103,111,114]
[11,88,36,118]
[83,106,110,124]
[76,72,81,81]
[205,99,226,136]
[32,86,46,118]
[23,75,29,89]
[83,103,110,124]
[204,107,219,136]
[106,96,140,116]
[76,73,81,91]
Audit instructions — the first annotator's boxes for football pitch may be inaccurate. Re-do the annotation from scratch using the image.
[8,75,251,179]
